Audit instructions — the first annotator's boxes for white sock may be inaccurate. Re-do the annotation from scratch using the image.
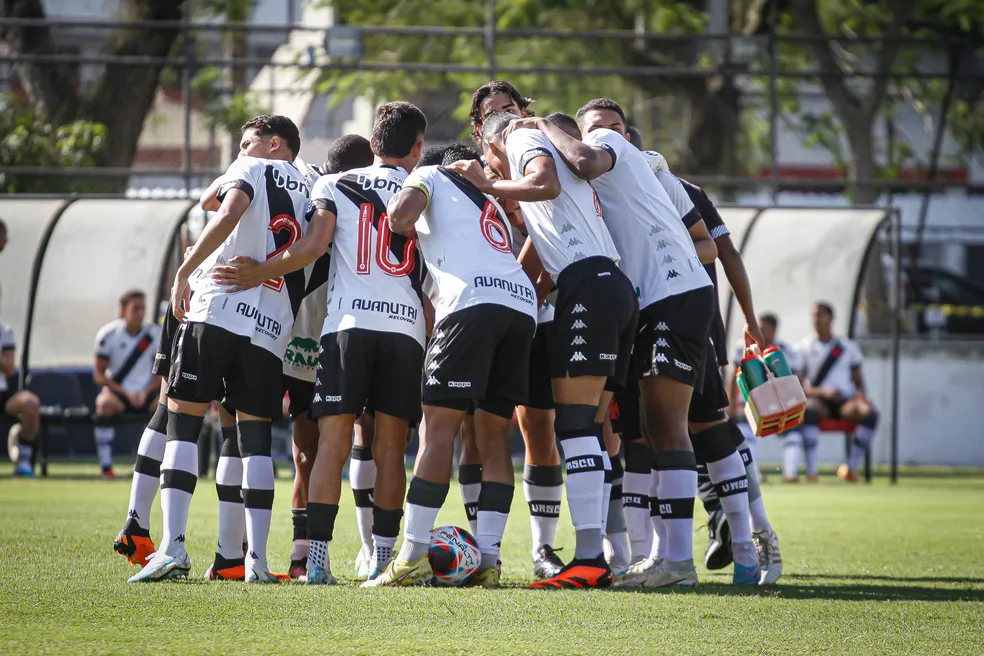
[215,449,246,560]
[607,531,631,569]
[159,412,201,558]
[477,482,513,569]
[95,425,115,470]
[371,506,403,571]
[744,436,759,478]
[459,463,483,538]
[17,442,33,466]
[742,444,773,534]
[127,406,167,532]
[291,508,309,560]
[600,449,612,536]
[291,538,309,562]
[782,430,803,479]
[802,425,820,477]
[350,445,377,555]
[309,539,330,571]
[649,468,667,560]
[522,464,562,557]
[372,535,397,571]
[398,477,449,562]
[655,453,697,564]
[706,452,754,564]
[242,454,274,571]
[622,470,652,562]
[560,432,605,560]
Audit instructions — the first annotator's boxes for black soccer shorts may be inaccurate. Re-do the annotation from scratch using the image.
[688,341,731,423]
[635,285,715,389]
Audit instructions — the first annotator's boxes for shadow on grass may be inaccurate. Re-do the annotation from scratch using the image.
[612,582,984,602]
[782,573,984,585]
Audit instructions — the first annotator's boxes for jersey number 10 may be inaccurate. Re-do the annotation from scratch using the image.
[356,203,416,277]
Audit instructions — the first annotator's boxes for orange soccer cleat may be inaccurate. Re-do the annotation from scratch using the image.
[114,531,157,567]
[529,557,613,590]
[837,464,860,483]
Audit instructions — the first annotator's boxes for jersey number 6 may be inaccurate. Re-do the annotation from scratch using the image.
[356,203,415,277]
[480,200,511,254]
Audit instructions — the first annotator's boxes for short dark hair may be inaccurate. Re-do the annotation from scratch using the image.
[417,144,449,168]
[323,134,373,174]
[545,112,580,139]
[575,98,627,126]
[481,110,519,142]
[241,114,301,158]
[759,313,779,329]
[469,81,534,139]
[371,101,427,159]
[815,302,835,318]
[442,143,482,166]
[119,289,145,308]
[626,126,644,150]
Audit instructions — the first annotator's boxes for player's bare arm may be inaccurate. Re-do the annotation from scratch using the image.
[0,347,15,379]
[507,117,612,181]
[387,187,427,236]
[93,356,129,400]
[851,366,869,403]
[199,175,227,212]
[687,219,718,264]
[171,188,251,322]
[449,152,561,202]
[716,234,763,346]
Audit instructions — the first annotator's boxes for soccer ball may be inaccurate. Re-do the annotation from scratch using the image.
[428,525,480,586]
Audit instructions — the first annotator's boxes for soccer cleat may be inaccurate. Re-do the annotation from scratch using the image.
[14,461,35,477]
[128,551,191,583]
[360,556,433,588]
[640,559,698,588]
[206,554,245,581]
[704,506,733,571]
[529,555,613,590]
[472,561,501,588]
[289,557,308,581]
[245,562,281,584]
[806,475,821,483]
[782,476,800,483]
[613,556,661,588]
[102,468,117,480]
[754,529,783,585]
[305,565,338,585]
[733,560,762,585]
[532,545,565,580]
[355,546,371,578]
[114,532,157,567]
[837,464,860,483]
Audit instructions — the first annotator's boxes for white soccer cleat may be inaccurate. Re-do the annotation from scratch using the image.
[245,558,281,584]
[754,529,783,585]
[613,555,661,588]
[640,559,698,588]
[355,546,371,579]
[127,551,191,583]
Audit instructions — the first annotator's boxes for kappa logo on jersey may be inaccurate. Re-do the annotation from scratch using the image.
[655,239,670,251]
[649,225,663,236]
[655,353,669,364]
[355,173,403,195]
[567,237,584,248]
[661,255,675,265]
[572,319,587,329]
[574,251,586,260]
[570,351,587,362]
[236,302,282,338]
[426,376,440,386]
[656,337,669,348]
[656,322,670,331]
[666,270,681,280]
[674,358,693,372]
[560,223,574,234]
[599,353,617,360]
[571,335,587,346]
[573,304,587,313]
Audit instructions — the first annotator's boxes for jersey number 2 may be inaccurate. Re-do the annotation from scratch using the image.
[356,203,415,277]
[263,214,302,292]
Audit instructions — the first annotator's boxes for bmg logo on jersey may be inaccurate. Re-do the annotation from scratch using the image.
[270,167,310,197]
[357,174,403,195]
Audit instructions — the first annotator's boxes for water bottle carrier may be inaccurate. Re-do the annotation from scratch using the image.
[738,344,808,436]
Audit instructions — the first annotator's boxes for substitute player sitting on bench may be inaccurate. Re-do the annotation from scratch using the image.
[93,290,162,478]
[798,302,878,483]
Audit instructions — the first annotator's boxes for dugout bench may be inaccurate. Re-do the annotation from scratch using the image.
[817,418,872,483]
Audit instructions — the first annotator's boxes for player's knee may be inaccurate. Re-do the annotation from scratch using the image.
[804,405,823,426]
[690,421,737,464]
[554,403,598,438]
[21,392,41,416]
[859,408,879,429]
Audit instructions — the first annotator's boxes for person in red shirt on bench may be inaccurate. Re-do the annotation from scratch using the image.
[797,302,878,483]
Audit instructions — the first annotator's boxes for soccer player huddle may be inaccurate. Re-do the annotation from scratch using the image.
[114,80,784,590]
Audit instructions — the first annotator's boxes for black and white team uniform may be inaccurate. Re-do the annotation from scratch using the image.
[504,128,637,387]
[796,336,863,419]
[310,164,425,423]
[583,128,714,390]
[281,251,330,419]
[167,156,312,420]
[508,224,555,411]
[405,164,537,417]
[95,318,163,412]
[0,324,17,416]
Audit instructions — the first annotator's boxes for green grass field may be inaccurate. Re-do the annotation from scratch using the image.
[1,464,983,655]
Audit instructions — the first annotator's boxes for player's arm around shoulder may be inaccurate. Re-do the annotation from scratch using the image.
[389,167,433,236]
[538,120,614,181]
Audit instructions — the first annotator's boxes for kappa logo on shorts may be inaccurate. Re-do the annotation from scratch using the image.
[426,376,440,386]
[599,353,617,361]
[656,322,670,331]
[154,353,166,361]
[430,345,443,355]
[656,337,669,348]
[573,304,587,313]
[570,352,587,362]
[313,393,323,403]
[674,359,693,372]
[571,335,587,346]
[181,372,198,381]
[427,360,440,371]
[661,255,675,265]
[326,395,342,402]
[654,353,669,364]
[666,270,681,280]
[448,381,471,388]
[434,330,445,340]
[572,319,587,329]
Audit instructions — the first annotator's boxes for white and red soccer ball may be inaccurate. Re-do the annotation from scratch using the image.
[428,525,480,586]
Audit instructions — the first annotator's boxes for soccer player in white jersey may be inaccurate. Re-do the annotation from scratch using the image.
[508,99,722,587]
[450,109,638,590]
[1,321,41,478]
[129,115,310,583]
[470,84,567,579]
[798,302,879,483]
[213,103,429,585]
[379,143,538,587]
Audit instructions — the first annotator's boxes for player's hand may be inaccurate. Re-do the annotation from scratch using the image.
[171,275,191,323]
[744,321,764,349]
[446,159,494,194]
[210,256,265,292]
[501,117,543,142]
[130,391,146,409]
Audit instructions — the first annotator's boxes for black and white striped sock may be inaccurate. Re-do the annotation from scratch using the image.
[239,420,274,572]
[160,411,204,557]
[215,425,245,561]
